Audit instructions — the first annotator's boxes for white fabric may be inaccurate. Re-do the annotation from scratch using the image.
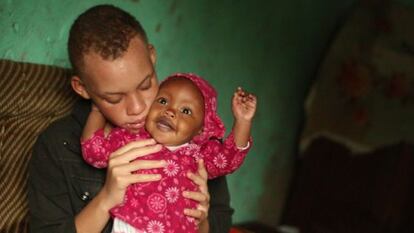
[112,218,146,233]
[237,141,250,150]
[165,143,189,151]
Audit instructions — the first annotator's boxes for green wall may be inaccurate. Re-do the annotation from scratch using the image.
[1,0,369,227]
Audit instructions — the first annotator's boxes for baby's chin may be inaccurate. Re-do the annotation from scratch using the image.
[151,134,176,146]
[148,131,183,147]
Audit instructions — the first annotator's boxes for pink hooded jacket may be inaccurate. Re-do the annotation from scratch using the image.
[81,73,252,233]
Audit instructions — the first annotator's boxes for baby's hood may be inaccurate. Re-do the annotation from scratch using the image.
[162,73,225,144]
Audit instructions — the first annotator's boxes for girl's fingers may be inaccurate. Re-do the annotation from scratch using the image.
[187,174,208,195]
[112,138,157,156]
[108,159,165,177]
[187,160,208,188]
[196,159,208,179]
[126,159,167,172]
[184,208,205,219]
[186,172,203,185]
[128,173,162,183]
[196,204,208,213]
[110,144,162,166]
[114,173,162,188]
[183,191,209,203]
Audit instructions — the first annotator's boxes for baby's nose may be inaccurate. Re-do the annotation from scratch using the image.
[164,109,175,118]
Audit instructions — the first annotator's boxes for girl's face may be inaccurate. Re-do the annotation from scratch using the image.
[72,37,158,134]
[145,78,204,146]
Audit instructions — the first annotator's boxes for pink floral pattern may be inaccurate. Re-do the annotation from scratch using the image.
[146,220,165,233]
[213,153,227,169]
[81,127,251,232]
[163,160,180,177]
[147,193,167,213]
[165,187,179,203]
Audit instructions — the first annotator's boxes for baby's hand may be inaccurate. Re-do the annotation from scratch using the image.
[91,103,101,112]
[90,102,105,119]
[232,87,257,122]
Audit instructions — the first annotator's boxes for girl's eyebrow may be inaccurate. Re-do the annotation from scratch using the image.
[103,92,123,95]
[103,71,154,95]
[138,73,153,88]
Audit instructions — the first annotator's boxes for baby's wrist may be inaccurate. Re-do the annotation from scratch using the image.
[91,103,100,112]
[90,108,102,115]
[234,118,252,126]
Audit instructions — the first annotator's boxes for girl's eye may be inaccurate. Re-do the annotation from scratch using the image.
[139,79,152,91]
[158,98,167,105]
[105,98,122,104]
[181,108,192,115]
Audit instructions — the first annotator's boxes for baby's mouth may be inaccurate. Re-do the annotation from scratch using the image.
[155,117,175,132]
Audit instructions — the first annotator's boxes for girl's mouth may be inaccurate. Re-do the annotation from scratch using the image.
[126,121,145,131]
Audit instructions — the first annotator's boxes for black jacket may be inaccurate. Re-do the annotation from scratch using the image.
[28,99,233,233]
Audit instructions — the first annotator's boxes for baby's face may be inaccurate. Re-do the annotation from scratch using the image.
[145,78,204,146]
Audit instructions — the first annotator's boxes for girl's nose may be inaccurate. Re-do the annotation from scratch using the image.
[126,93,145,116]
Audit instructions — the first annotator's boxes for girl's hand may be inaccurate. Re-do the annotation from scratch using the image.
[99,139,165,210]
[232,87,257,122]
[183,159,210,228]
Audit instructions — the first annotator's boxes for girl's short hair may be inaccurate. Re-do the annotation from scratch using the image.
[68,4,148,76]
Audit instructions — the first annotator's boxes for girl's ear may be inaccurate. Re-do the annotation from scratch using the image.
[71,76,91,99]
[148,44,157,66]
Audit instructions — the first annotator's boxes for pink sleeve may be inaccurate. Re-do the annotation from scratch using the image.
[81,128,123,168]
[200,131,252,179]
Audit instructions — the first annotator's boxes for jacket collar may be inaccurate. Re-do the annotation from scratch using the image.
[65,98,90,153]
[72,98,91,127]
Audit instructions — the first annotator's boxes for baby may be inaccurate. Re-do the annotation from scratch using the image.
[81,73,257,233]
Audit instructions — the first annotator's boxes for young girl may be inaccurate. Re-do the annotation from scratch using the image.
[81,73,257,233]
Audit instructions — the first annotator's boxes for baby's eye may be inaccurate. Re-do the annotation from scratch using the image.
[158,97,167,105]
[181,108,192,115]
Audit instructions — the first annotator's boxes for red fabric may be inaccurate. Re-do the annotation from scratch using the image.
[82,127,250,232]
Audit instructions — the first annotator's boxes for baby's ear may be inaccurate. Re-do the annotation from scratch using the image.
[71,76,91,99]
[195,126,203,137]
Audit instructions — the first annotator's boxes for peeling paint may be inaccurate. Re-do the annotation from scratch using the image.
[175,14,182,27]
[169,0,179,15]
[155,23,162,33]
[20,52,27,61]
[12,22,19,33]
[4,49,14,59]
